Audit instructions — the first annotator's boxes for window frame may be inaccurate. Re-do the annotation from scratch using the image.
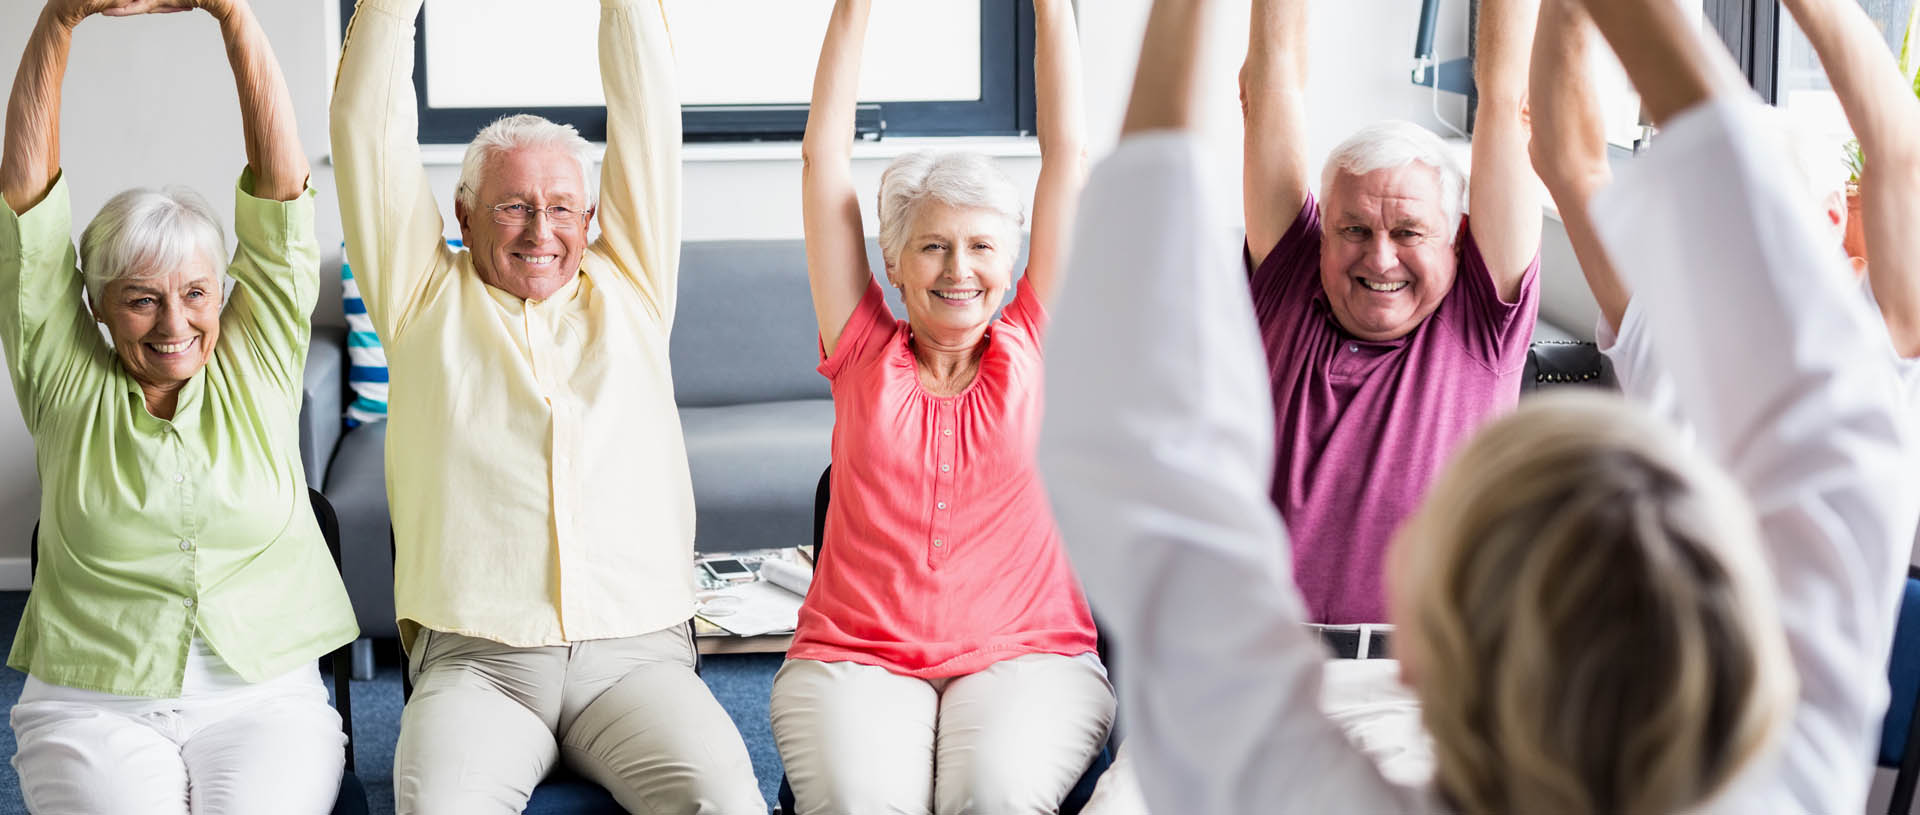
[1705,0,1783,102]
[339,0,1041,144]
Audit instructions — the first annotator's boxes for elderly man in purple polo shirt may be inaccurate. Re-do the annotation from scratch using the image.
[1243,0,1541,628]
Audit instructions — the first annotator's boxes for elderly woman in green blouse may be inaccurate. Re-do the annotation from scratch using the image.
[0,0,358,812]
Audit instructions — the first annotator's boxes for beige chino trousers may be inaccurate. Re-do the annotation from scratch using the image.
[771,652,1116,815]
[393,624,763,815]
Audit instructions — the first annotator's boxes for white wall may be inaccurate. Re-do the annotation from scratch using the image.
[0,0,1501,569]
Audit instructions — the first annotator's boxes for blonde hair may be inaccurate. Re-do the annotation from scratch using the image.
[79,186,226,305]
[876,150,1025,269]
[1395,393,1794,815]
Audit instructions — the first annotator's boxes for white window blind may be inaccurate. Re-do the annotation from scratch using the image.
[424,0,983,110]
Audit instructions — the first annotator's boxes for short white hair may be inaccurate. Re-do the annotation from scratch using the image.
[456,114,599,211]
[79,186,226,305]
[1320,120,1467,238]
[876,150,1026,268]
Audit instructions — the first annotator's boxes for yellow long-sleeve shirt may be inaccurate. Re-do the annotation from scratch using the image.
[330,0,691,649]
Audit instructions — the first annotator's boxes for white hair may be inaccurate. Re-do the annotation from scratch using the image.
[1320,120,1467,238]
[79,186,226,305]
[876,150,1026,268]
[456,114,599,211]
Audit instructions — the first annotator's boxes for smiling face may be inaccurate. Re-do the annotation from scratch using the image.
[1318,164,1459,341]
[456,145,594,301]
[887,200,1018,343]
[96,256,223,395]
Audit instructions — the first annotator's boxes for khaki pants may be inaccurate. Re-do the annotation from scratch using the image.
[1081,659,1432,814]
[393,624,763,815]
[770,653,1115,815]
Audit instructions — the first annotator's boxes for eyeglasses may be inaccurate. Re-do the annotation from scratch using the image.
[1334,225,1434,248]
[489,203,592,228]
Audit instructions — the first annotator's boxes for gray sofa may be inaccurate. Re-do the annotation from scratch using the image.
[298,236,1601,676]
[299,238,1001,672]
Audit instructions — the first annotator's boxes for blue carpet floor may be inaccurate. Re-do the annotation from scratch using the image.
[0,591,790,814]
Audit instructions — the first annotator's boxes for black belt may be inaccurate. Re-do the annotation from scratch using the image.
[1318,626,1392,659]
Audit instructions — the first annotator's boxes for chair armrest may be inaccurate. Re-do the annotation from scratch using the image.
[301,324,348,488]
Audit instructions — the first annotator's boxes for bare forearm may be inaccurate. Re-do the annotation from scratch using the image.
[1474,0,1537,107]
[216,2,306,201]
[1124,0,1214,134]
[1577,0,1746,126]
[1781,0,1920,163]
[1468,0,1542,294]
[800,0,869,169]
[2,10,74,214]
[1034,0,1085,162]
[1241,0,1307,267]
[1027,0,1087,301]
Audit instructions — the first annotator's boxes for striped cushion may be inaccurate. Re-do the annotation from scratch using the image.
[340,239,461,425]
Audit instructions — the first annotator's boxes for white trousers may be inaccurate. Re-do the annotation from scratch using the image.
[393,624,763,815]
[9,665,345,815]
[770,652,1116,815]
[1081,658,1431,814]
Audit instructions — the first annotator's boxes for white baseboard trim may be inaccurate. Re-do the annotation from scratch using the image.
[0,557,30,591]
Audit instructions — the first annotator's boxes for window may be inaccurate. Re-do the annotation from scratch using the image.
[1773,0,1912,148]
[339,0,1039,144]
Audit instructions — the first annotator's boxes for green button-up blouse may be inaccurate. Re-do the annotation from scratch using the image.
[0,171,358,697]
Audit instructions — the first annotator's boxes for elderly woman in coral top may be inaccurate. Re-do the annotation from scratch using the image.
[771,0,1111,812]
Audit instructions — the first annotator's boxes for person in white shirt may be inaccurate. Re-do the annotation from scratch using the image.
[1533,0,1920,427]
[1040,0,1917,814]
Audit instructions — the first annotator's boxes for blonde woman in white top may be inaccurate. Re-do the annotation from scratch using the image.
[1040,1,1916,814]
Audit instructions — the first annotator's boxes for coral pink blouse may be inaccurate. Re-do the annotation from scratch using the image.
[787,277,1099,678]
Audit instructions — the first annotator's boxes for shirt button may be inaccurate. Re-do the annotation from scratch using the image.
[1348,344,1359,353]
[182,597,195,609]
[173,473,186,483]
[940,464,950,473]
[179,539,194,552]
[933,539,944,547]
[942,428,952,437]
[937,501,947,510]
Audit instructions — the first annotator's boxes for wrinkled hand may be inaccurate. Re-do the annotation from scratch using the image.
[48,0,234,27]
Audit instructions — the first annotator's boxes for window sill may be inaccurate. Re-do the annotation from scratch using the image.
[325,136,1042,168]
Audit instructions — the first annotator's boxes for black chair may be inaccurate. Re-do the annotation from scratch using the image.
[777,465,1116,815]
[1878,565,1920,815]
[27,488,368,814]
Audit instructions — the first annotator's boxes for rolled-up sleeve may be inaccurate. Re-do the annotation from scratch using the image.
[0,175,100,432]
[219,168,320,402]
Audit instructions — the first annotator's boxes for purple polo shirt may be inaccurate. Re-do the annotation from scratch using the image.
[1251,194,1540,624]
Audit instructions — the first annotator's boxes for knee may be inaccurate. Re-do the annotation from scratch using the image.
[13,711,187,814]
[937,760,1063,815]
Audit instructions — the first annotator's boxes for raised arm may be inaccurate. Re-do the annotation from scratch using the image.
[1,4,81,214]
[1781,0,1920,358]
[803,0,874,356]
[592,0,681,324]
[1580,2,1915,811]
[1528,0,1626,332]
[329,0,450,341]
[1466,0,1542,299]
[206,0,305,201]
[1240,0,1309,269]
[1043,1,1424,812]
[1022,0,1086,303]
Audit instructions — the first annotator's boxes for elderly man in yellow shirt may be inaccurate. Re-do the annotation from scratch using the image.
[330,1,762,812]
